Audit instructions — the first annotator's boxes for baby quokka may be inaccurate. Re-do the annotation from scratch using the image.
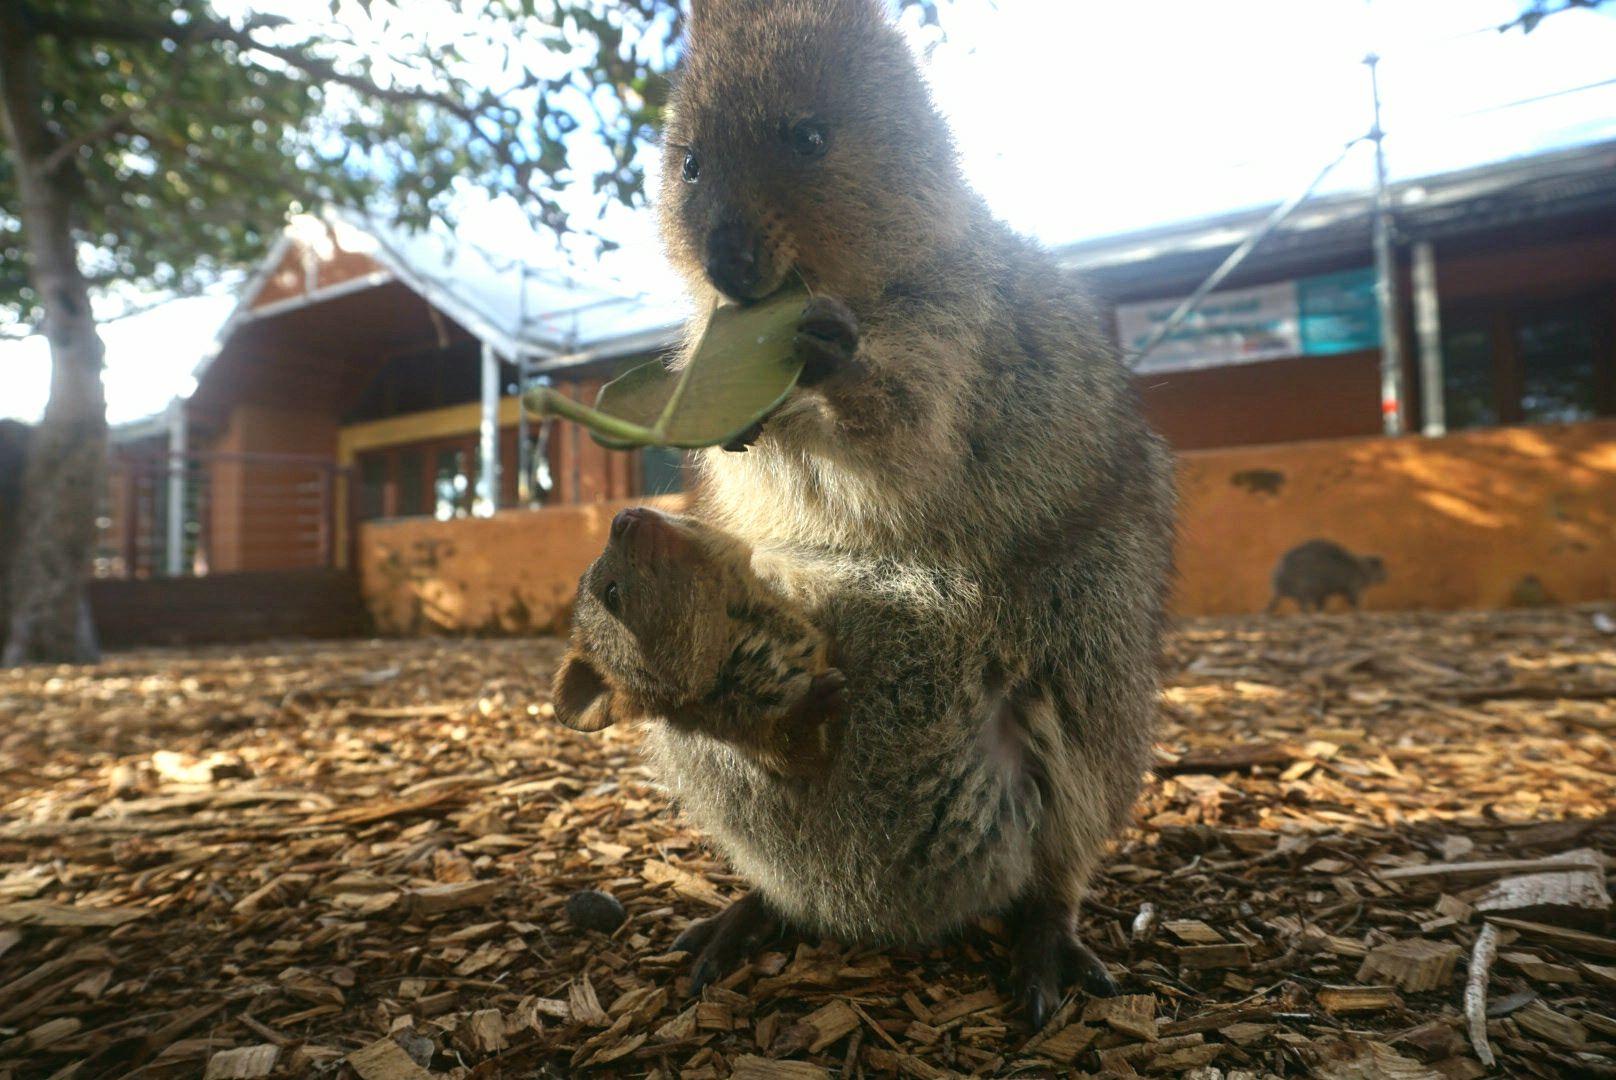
[553,507,845,780]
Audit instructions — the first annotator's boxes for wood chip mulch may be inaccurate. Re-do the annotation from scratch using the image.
[1,607,1613,1079]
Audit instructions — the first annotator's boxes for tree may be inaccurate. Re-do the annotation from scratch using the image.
[0,0,948,664]
[0,0,666,662]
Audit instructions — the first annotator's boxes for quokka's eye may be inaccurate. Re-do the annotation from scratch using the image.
[604,581,622,615]
[788,120,828,159]
[681,151,700,183]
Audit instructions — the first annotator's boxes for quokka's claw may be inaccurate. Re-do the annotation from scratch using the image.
[795,296,860,386]
[672,891,781,997]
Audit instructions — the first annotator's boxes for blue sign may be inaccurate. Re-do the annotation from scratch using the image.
[1298,268,1380,356]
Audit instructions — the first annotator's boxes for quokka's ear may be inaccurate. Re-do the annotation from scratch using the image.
[551,651,620,732]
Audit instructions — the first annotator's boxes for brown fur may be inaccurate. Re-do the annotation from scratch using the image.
[634,0,1174,1005]
[553,508,844,778]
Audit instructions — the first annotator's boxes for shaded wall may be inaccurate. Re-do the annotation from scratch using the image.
[1177,420,1616,615]
[356,420,1615,634]
[208,404,339,572]
[1140,351,1382,451]
[359,494,689,636]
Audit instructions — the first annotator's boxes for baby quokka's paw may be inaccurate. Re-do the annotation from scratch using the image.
[773,669,847,780]
[795,296,860,387]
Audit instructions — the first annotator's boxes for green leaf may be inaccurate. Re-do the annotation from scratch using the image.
[525,286,807,449]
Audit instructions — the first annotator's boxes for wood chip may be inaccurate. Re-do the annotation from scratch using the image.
[0,611,1609,1079]
[773,999,860,1054]
[0,900,147,927]
[347,1037,433,1080]
[407,879,498,917]
[1318,985,1404,1014]
[1083,993,1158,1040]
[1178,942,1252,969]
[1381,854,1604,883]
[203,1044,282,1079]
[1485,917,1616,957]
[1473,850,1611,917]
[642,859,727,908]
[1512,999,1587,1048]
[1030,1021,1099,1062]
[1356,938,1462,992]
[1163,918,1225,944]
[729,1056,831,1080]
[928,988,1000,1025]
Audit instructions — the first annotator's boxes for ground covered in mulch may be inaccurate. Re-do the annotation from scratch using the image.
[0,609,1613,1079]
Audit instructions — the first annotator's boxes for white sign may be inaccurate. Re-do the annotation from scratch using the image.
[1117,280,1301,375]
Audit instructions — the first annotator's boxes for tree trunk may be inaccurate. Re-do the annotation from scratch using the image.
[0,10,107,665]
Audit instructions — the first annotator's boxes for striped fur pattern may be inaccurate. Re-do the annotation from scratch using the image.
[555,510,843,779]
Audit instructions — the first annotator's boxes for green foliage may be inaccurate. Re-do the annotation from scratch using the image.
[2,0,948,331]
[529,284,807,449]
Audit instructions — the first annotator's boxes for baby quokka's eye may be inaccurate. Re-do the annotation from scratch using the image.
[681,150,700,183]
[603,581,622,615]
[787,119,828,159]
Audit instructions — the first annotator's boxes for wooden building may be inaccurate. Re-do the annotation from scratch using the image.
[105,212,688,579]
[1060,139,1616,450]
[85,140,1616,640]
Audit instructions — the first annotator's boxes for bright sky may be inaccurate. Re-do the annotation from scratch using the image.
[5,0,1615,424]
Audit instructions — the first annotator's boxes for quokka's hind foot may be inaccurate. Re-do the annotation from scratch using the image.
[671,890,783,996]
[1007,895,1120,1031]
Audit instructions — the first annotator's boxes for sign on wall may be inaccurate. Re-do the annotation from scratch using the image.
[1117,268,1379,375]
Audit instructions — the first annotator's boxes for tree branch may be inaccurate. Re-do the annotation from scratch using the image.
[22,5,288,45]
[40,107,138,176]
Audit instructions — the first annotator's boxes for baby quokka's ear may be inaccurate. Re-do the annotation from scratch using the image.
[551,650,623,733]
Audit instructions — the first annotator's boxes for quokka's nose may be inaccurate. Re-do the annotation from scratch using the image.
[611,508,643,541]
[704,222,763,300]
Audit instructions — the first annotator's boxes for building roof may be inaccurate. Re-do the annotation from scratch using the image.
[194,209,689,388]
[181,137,1616,419]
[1057,138,1616,300]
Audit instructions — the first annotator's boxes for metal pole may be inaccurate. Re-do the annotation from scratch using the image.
[1366,51,1405,436]
[477,341,500,517]
[1130,138,1363,369]
[165,398,186,576]
[516,356,532,507]
[1411,240,1445,436]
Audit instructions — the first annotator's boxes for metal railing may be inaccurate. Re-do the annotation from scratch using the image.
[97,451,346,579]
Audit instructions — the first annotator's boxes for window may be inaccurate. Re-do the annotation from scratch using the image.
[642,447,685,495]
[396,450,425,518]
[434,447,474,520]
[1518,305,1598,425]
[1441,325,1496,430]
[1432,296,1609,431]
[359,455,388,520]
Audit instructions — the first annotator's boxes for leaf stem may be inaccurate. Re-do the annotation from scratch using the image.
[522,387,653,446]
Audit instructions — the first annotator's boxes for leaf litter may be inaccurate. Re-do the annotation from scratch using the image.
[0,607,1611,1077]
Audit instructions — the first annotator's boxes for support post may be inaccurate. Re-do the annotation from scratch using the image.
[165,398,186,576]
[1366,51,1404,436]
[1412,240,1445,437]
[515,356,532,507]
[477,341,500,517]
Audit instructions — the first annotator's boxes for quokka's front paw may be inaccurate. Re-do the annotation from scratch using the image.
[778,669,847,778]
[795,296,860,386]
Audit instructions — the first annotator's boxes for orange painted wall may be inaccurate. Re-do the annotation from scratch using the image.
[356,420,1616,634]
[1177,420,1616,615]
[359,494,690,636]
